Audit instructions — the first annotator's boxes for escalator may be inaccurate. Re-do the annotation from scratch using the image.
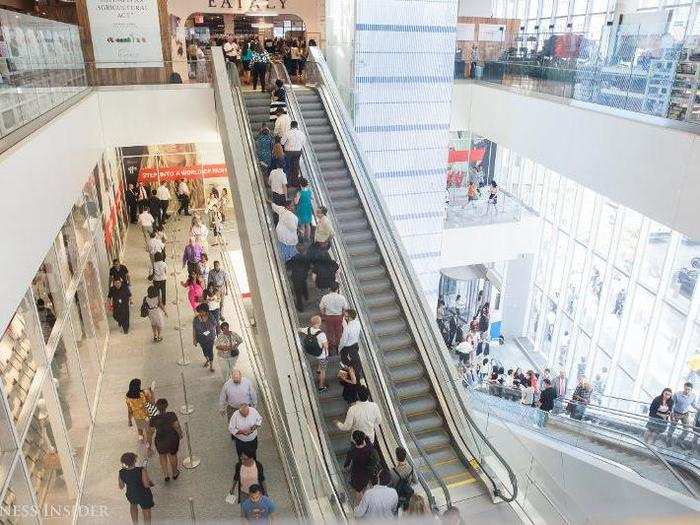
[291,86,478,492]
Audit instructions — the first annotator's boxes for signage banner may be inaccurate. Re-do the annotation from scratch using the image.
[137,163,228,182]
[478,23,505,42]
[86,0,164,69]
[456,23,475,41]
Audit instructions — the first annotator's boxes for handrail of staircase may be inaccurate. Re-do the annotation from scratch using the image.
[306,45,519,504]
[469,387,700,499]
[270,60,447,512]
[218,51,350,520]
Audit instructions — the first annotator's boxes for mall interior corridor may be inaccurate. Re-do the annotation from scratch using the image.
[79,215,293,523]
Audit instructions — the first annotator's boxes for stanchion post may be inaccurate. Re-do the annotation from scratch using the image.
[182,421,201,469]
[172,241,191,366]
[188,497,196,524]
[180,371,194,415]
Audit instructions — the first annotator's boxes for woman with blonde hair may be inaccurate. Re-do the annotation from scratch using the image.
[405,493,430,516]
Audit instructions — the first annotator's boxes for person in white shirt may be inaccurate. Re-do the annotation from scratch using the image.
[300,315,329,391]
[336,387,382,444]
[138,208,155,238]
[177,179,191,216]
[151,252,168,304]
[270,201,299,261]
[219,369,256,418]
[223,36,238,63]
[319,282,348,354]
[273,108,291,137]
[354,472,399,520]
[146,231,165,269]
[268,167,287,205]
[228,403,263,459]
[155,183,171,223]
[281,121,306,188]
[339,309,362,372]
[190,215,209,247]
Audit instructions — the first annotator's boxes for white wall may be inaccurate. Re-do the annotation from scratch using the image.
[458,0,493,17]
[451,82,700,240]
[0,85,220,333]
[440,215,540,268]
[96,85,219,146]
[0,95,103,332]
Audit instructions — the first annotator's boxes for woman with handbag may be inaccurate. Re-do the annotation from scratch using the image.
[125,378,155,449]
[230,451,265,507]
[149,398,183,483]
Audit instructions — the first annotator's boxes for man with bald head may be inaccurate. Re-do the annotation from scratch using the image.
[219,369,257,420]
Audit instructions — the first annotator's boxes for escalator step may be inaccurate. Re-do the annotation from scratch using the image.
[417,448,458,468]
[374,318,408,336]
[344,230,374,244]
[322,398,348,418]
[359,278,392,295]
[327,186,357,201]
[389,363,424,383]
[319,160,346,171]
[335,209,365,222]
[396,378,432,399]
[414,429,451,451]
[339,218,370,233]
[332,198,358,211]
[346,242,376,257]
[312,141,338,153]
[379,332,413,351]
[384,346,418,367]
[408,413,444,434]
[354,253,383,269]
[357,266,386,282]
[403,396,437,417]
[323,169,351,181]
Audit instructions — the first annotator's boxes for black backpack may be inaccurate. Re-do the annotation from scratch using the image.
[393,467,414,511]
[301,328,322,357]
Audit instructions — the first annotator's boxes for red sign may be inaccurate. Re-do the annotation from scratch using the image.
[448,148,485,164]
[138,163,228,182]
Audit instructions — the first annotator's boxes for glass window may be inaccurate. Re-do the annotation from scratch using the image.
[542,298,559,359]
[537,223,555,288]
[541,0,555,19]
[559,179,577,234]
[32,249,64,342]
[598,269,627,353]
[71,283,101,408]
[1,294,41,431]
[3,461,39,524]
[614,209,642,274]
[549,231,570,300]
[545,171,560,221]
[82,174,100,234]
[532,165,546,212]
[576,188,596,244]
[553,315,574,370]
[528,288,543,343]
[23,394,76,517]
[529,0,541,19]
[679,323,700,390]
[517,0,527,20]
[618,287,654,378]
[572,0,588,15]
[51,327,91,476]
[668,6,691,41]
[71,199,90,257]
[83,253,108,353]
[569,330,592,382]
[555,0,570,17]
[565,242,586,316]
[665,235,700,313]
[571,14,586,30]
[609,365,634,400]
[56,217,79,287]
[581,255,604,334]
[590,346,612,399]
[594,200,617,257]
[639,222,671,291]
[644,304,685,397]
[590,0,608,11]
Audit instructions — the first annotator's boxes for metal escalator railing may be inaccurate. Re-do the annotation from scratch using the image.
[269,61,447,511]
[468,386,700,499]
[213,49,348,521]
[304,45,519,505]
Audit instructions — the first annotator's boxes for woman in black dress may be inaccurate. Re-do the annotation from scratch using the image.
[344,430,379,504]
[337,363,359,405]
[118,452,154,524]
[149,399,183,482]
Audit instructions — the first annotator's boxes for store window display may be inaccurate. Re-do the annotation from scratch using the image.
[665,236,700,313]
[31,249,64,343]
[0,295,41,430]
[70,282,101,408]
[83,254,108,354]
[22,397,75,517]
[56,219,79,286]
[51,329,90,476]
[2,460,38,525]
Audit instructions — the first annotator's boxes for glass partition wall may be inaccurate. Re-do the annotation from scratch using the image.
[494,142,700,412]
[0,169,114,521]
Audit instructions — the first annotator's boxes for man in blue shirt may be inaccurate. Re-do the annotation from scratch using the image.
[666,382,697,448]
[241,484,276,524]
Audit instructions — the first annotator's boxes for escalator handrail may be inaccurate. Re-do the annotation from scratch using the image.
[469,386,700,499]
[220,55,349,519]
[271,61,446,511]
[306,45,519,503]
[214,235,310,519]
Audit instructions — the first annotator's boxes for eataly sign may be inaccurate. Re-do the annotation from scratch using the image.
[207,0,288,8]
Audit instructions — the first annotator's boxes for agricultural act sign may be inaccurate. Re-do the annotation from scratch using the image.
[87,0,164,68]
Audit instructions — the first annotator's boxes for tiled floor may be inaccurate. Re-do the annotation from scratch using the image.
[79,211,293,523]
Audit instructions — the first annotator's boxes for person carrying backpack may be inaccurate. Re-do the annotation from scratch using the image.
[391,446,416,512]
[299,315,329,392]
